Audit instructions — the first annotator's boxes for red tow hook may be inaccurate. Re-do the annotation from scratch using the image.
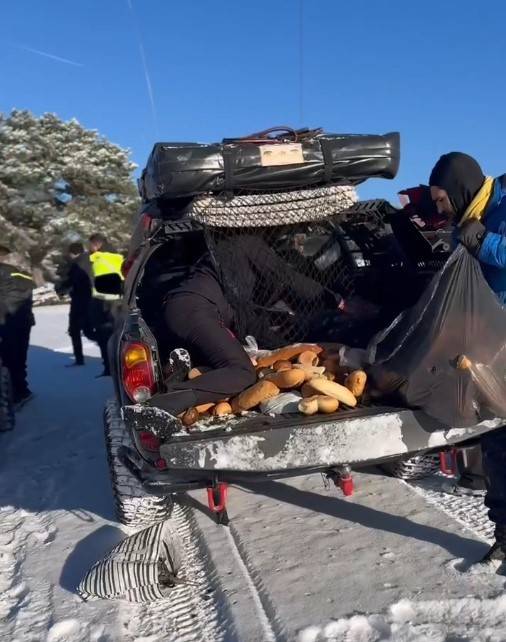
[439,448,458,476]
[206,482,229,525]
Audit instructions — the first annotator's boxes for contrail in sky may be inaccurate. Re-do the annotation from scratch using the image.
[126,0,158,135]
[13,43,83,67]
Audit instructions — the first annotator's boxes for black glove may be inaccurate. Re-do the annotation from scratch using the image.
[458,219,488,256]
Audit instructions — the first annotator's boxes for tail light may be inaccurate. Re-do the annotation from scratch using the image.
[122,341,156,402]
[121,256,135,278]
[139,430,161,452]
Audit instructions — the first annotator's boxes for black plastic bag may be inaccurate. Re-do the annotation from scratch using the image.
[368,246,506,427]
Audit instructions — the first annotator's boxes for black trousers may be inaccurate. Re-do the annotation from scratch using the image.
[88,298,120,372]
[148,293,256,416]
[482,428,506,533]
[0,308,33,399]
[68,300,94,363]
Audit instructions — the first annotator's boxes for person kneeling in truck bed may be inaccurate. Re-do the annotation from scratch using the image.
[126,251,257,438]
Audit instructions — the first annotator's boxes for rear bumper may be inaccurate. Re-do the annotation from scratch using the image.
[124,404,505,475]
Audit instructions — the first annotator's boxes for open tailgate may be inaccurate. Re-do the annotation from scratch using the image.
[158,407,503,473]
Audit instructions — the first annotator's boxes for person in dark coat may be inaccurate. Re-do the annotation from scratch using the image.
[0,244,35,407]
[56,242,93,366]
[429,152,506,570]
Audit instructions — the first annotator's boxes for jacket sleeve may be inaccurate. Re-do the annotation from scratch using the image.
[478,232,506,269]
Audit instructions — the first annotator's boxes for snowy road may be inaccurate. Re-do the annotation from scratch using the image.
[1,305,506,641]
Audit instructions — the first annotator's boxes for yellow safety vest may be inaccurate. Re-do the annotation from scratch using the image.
[89,251,124,300]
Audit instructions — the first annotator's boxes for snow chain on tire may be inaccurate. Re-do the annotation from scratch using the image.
[382,453,440,480]
[0,367,15,432]
[104,399,173,529]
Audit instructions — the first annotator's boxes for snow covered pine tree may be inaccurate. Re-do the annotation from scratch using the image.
[0,110,139,283]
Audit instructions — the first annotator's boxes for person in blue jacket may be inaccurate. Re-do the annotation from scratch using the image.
[429,151,506,570]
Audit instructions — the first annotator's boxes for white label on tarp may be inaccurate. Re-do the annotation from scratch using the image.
[259,143,304,167]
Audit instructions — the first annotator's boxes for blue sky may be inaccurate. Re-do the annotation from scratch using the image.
[1,0,506,202]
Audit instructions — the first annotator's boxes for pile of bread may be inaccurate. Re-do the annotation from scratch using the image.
[181,344,367,427]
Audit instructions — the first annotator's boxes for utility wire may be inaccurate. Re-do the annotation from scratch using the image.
[126,0,159,137]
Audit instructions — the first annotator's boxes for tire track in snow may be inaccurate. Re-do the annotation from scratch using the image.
[120,504,228,642]
[225,523,283,642]
[405,474,494,542]
[0,506,55,642]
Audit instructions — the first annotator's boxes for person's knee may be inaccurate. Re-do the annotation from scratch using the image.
[233,360,257,390]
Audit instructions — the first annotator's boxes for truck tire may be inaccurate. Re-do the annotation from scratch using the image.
[104,399,173,529]
[381,453,440,480]
[0,366,15,432]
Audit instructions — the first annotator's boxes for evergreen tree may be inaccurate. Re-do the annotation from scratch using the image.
[0,110,139,282]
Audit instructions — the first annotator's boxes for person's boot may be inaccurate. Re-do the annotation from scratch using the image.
[13,389,35,410]
[442,471,487,497]
[477,526,506,574]
[65,359,85,368]
[164,349,192,384]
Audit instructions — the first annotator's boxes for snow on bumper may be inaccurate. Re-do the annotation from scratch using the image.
[159,412,505,473]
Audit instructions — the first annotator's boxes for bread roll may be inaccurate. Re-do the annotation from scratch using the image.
[316,395,339,413]
[196,402,215,414]
[298,396,319,415]
[257,344,323,368]
[273,360,293,372]
[182,408,199,426]
[213,402,233,417]
[231,380,280,411]
[344,370,367,398]
[457,355,472,371]
[292,364,325,382]
[308,378,357,407]
[297,351,319,367]
[265,369,305,389]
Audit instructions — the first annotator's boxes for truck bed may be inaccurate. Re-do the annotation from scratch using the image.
[156,406,503,473]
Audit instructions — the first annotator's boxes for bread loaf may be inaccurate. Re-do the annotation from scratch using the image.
[457,355,472,371]
[298,396,319,415]
[316,395,339,413]
[182,408,199,426]
[196,402,215,414]
[308,378,357,407]
[292,364,325,382]
[265,369,305,389]
[273,360,293,372]
[257,344,323,368]
[344,370,367,398]
[297,351,319,367]
[213,402,233,416]
[231,380,280,411]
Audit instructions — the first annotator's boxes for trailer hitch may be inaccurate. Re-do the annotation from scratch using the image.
[206,482,229,526]
[324,465,354,497]
[439,448,458,476]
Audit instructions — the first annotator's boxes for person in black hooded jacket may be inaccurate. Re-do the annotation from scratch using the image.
[429,152,506,572]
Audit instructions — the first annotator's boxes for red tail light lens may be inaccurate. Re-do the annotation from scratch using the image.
[139,430,161,452]
[121,256,135,278]
[122,342,156,402]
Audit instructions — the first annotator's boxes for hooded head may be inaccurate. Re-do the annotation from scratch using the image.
[429,152,485,222]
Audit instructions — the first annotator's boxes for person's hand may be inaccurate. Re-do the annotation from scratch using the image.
[458,219,487,256]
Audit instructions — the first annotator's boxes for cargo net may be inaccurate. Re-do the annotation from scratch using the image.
[203,218,357,349]
[187,184,357,227]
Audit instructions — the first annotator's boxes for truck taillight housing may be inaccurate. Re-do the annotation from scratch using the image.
[122,341,156,403]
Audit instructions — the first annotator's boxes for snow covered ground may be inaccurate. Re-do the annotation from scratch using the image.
[1,305,506,641]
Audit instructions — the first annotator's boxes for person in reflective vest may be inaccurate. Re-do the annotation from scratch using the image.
[88,233,124,377]
[0,244,35,407]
